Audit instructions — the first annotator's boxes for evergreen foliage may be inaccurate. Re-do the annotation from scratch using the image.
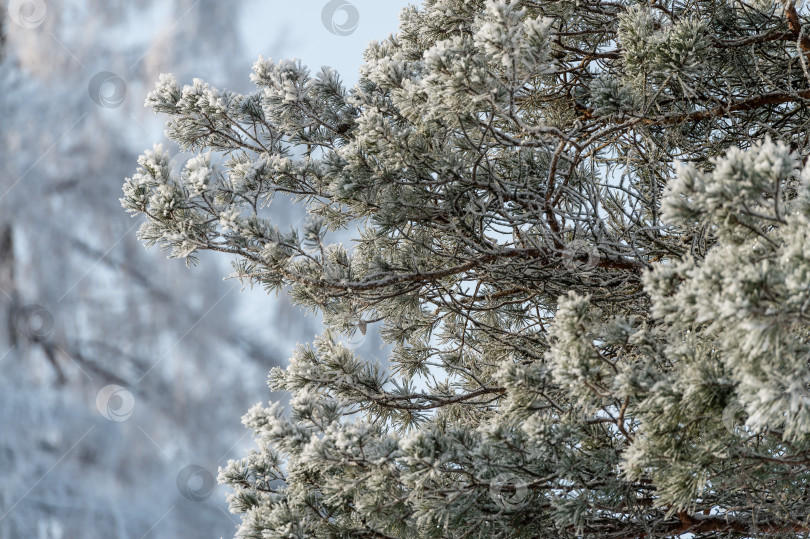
[123,0,810,536]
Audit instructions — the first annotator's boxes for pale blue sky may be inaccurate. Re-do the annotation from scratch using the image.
[242,0,414,85]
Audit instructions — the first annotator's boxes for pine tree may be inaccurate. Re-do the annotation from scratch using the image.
[122,0,810,536]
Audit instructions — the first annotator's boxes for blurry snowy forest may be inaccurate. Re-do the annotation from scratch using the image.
[0,1,406,537]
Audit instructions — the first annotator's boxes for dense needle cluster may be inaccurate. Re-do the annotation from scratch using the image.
[123,0,810,536]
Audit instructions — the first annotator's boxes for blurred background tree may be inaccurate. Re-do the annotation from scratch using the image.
[0,1,407,537]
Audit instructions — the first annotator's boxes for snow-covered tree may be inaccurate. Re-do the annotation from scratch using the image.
[124,0,810,536]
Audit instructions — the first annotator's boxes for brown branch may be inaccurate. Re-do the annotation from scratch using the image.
[646,89,810,125]
[364,386,507,411]
[673,511,809,536]
[785,2,810,53]
[604,512,810,538]
[206,239,644,297]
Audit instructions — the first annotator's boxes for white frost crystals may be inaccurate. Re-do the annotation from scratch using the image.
[473,0,553,73]
[645,139,810,441]
[122,0,810,535]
